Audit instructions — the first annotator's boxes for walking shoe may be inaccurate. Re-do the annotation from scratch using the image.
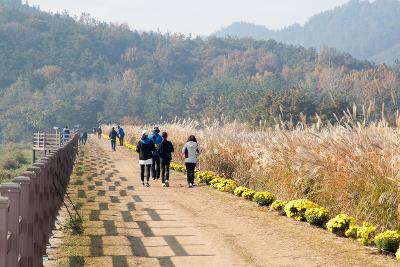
[162,183,166,187]
[165,181,169,187]
[146,182,150,187]
[141,182,145,187]
[188,183,193,188]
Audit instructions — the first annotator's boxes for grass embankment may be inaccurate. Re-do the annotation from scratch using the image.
[0,144,32,184]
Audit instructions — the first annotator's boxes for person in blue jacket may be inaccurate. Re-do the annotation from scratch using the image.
[109,127,118,151]
[117,125,125,146]
[149,127,163,180]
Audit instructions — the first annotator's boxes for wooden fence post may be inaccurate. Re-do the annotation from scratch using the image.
[25,167,42,267]
[32,161,47,260]
[0,183,21,267]
[12,176,32,267]
[0,195,10,267]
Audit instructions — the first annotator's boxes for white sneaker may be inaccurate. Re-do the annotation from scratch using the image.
[162,183,166,187]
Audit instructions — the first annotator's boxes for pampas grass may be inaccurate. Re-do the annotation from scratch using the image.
[105,117,400,229]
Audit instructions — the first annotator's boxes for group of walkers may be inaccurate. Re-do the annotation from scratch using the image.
[79,131,88,145]
[136,127,201,188]
[61,125,87,145]
[108,125,125,151]
[106,125,200,188]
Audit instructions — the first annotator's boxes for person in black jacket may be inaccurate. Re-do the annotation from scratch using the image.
[97,127,102,139]
[136,131,155,187]
[109,127,118,151]
[158,132,174,187]
[82,131,88,145]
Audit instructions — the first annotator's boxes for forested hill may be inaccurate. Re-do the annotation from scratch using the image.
[0,1,399,142]
[215,0,400,65]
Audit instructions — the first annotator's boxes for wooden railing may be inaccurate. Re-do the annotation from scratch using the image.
[33,132,63,151]
[0,134,79,267]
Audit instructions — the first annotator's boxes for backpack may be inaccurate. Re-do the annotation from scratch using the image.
[152,135,160,156]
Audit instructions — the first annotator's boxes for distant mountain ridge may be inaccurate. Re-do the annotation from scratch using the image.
[215,0,400,65]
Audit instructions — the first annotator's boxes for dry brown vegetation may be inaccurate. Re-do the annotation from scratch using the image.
[105,117,400,230]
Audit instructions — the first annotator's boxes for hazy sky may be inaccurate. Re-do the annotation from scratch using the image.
[28,0,351,35]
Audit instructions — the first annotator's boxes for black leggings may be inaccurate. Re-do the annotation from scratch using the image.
[119,137,124,146]
[161,160,170,183]
[152,156,161,179]
[140,165,151,182]
[185,163,196,185]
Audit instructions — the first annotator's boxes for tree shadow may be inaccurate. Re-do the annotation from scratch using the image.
[69,256,85,267]
[112,255,129,267]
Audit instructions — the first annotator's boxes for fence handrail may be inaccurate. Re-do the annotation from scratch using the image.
[33,132,76,151]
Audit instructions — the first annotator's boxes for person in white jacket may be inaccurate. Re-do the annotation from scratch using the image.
[182,135,200,188]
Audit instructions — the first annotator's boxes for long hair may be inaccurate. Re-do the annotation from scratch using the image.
[187,135,197,143]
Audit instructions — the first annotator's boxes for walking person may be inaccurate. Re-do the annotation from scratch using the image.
[109,127,118,151]
[82,131,88,145]
[182,135,200,188]
[149,127,163,180]
[159,132,174,187]
[62,125,70,144]
[79,131,84,145]
[117,125,125,146]
[136,131,155,187]
[97,127,102,139]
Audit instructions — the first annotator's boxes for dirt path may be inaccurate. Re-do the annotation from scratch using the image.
[45,136,398,267]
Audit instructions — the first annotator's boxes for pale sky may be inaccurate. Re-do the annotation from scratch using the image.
[28,0,352,35]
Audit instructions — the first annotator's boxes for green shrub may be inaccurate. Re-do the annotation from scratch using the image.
[253,191,276,206]
[216,179,238,193]
[345,225,359,239]
[374,231,400,253]
[357,222,377,246]
[241,189,256,200]
[1,157,19,170]
[326,214,356,236]
[209,178,226,189]
[12,151,29,165]
[305,207,330,227]
[284,199,320,221]
[64,215,84,235]
[197,171,218,185]
[233,186,248,197]
[170,163,186,173]
[271,200,288,214]
[0,169,14,183]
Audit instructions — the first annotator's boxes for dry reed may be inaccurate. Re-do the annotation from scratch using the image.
[104,118,400,229]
